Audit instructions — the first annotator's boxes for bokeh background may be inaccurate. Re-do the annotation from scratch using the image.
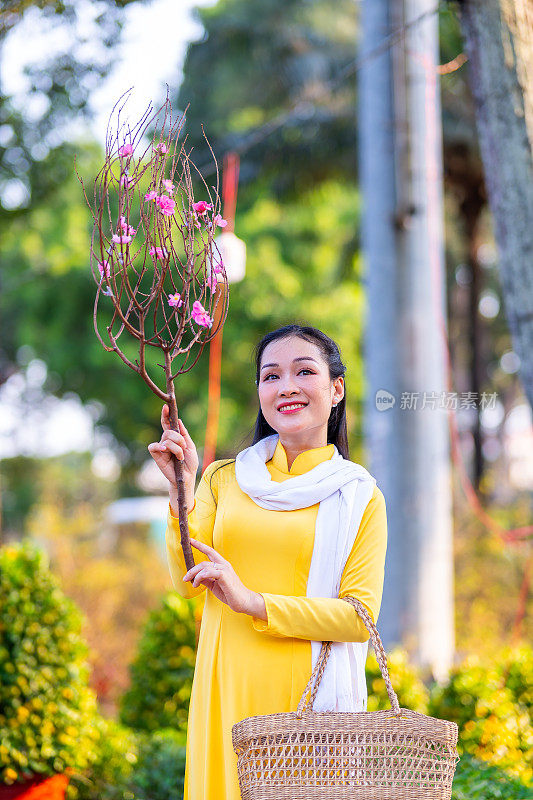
[1,1,532,797]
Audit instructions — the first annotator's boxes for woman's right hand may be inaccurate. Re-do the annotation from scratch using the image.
[147,404,199,492]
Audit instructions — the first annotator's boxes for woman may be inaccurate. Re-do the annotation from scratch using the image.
[148,323,388,800]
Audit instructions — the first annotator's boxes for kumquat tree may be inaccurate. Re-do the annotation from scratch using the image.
[78,91,229,571]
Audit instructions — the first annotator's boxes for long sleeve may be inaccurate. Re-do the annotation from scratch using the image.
[251,485,388,643]
[165,460,224,599]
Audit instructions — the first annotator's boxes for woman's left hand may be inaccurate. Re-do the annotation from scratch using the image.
[183,538,260,616]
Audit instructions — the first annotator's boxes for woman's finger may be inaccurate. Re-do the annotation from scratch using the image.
[148,442,167,453]
[160,439,184,460]
[189,537,226,564]
[178,418,193,442]
[183,560,214,581]
[191,565,222,587]
[161,404,171,432]
[161,430,186,447]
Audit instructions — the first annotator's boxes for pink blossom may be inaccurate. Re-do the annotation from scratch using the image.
[97,260,111,278]
[168,293,183,308]
[191,300,214,327]
[156,195,175,216]
[149,246,168,260]
[119,143,133,157]
[206,270,218,292]
[144,190,158,201]
[119,216,128,231]
[127,225,136,236]
[120,174,134,188]
[157,143,168,154]
[112,234,131,244]
[193,201,213,215]
[212,259,225,274]
[213,214,228,228]
[162,179,175,195]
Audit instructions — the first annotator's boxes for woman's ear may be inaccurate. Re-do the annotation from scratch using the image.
[333,376,344,402]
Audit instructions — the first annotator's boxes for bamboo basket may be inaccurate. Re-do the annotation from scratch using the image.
[232,595,460,799]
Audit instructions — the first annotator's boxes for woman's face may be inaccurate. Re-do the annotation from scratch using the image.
[257,335,344,441]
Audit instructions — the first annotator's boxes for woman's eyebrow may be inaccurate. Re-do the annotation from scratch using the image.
[260,357,319,370]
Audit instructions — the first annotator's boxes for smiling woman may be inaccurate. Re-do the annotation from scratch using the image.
[155,323,388,800]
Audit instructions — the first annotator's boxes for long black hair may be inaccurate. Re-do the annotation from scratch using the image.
[208,324,349,498]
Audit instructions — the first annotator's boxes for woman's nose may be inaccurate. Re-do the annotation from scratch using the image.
[278,378,300,395]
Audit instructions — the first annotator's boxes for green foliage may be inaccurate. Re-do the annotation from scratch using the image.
[67,722,186,800]
[177,0,359,198]
[365,646,430,713]
[1,162,369,470]
[0,451,116,537]
[366,644,533,788]
[0,539,101,786]
[428,647,533,784]
[454,492,533,656]
[452,752,532,800]
[67,716,139,800]
[119,593,198,733]
[128,728,187,800]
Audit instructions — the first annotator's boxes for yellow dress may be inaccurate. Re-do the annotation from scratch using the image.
[165,438,388,800]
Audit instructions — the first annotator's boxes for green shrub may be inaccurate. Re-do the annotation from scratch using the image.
[0,540,101,786]
[67,717,140,800]
[366,646,430,712]
[497,644,533,715]
[428,648,533,784]
[129,728,186,800]
[67,722,186,800]
[452,752,532,799]
[119,593,197,733]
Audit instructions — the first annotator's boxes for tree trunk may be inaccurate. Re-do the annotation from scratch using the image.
[458,0,533,409]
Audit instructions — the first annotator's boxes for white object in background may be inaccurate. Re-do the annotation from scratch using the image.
[210,231,246,284]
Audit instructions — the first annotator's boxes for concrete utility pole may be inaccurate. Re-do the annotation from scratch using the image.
[359,0,455,681]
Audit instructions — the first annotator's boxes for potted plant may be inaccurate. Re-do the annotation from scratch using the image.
[0,540,102,797]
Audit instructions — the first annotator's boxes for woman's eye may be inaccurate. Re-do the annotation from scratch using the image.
[264,369,313,381]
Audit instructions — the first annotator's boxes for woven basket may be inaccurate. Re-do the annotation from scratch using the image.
[232,595,460,799]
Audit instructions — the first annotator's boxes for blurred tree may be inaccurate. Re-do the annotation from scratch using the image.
[177,0,525,496]
[456,0,533,411]
[175,0,359,198]
[0,0,526,501]
[0,0,149,384]
[22,454,171,715]
[2,161,369,474]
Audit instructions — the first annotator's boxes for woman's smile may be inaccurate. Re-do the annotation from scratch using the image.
[277,402,308,414]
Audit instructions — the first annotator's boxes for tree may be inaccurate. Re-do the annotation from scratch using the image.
[0,0,149,384]
[176,0,359,198]
[455,0,533,410]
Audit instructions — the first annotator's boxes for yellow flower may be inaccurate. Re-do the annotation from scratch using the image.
[3,767,18,783]
[16,707,30,721]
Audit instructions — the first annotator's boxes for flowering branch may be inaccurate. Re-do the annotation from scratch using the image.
[78,89,230,570]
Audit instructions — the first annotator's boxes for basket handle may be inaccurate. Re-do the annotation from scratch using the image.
[296,595,401,717]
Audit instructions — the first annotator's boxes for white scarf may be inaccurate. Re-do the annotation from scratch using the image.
[234,433,376,712]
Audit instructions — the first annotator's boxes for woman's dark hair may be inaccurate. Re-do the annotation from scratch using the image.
[252,324,349,459]
[208,324,349,499]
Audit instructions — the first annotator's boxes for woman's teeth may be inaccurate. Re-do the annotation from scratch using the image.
[279,403,306,412]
